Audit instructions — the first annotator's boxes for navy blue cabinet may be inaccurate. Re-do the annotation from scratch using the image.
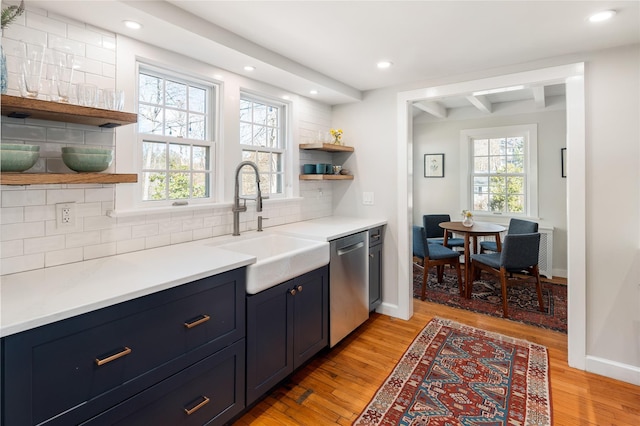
[369,226,384,311]
[246,266,328,406]
[1,268,246,426]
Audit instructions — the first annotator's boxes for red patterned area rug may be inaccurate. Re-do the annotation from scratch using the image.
[353,317,552,426]
[413,263,567,333]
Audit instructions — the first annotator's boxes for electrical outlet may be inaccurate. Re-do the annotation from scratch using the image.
[56,202,76,228]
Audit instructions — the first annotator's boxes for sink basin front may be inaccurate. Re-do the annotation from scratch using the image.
[215,234,329,294]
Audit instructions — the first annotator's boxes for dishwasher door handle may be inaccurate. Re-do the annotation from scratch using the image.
[337,241,365,256]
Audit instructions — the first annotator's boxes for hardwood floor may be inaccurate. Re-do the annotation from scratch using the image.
[234,299,640,425]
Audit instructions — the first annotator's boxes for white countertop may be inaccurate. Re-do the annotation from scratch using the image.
[275,216,387,241]
[0,216,386,338]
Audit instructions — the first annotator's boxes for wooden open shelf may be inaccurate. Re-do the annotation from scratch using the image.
[0,173,138,185]
[1,95,137,128]
[299,143,354,153]
[299,174,354,180]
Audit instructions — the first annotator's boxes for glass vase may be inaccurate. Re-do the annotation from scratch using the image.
[462,216,474,227]
[1,44,7,94]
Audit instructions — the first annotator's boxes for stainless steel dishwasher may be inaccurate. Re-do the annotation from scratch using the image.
[329,231,369,347]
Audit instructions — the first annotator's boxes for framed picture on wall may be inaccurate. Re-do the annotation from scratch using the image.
[424,154,445,178]
[561,148,567,178]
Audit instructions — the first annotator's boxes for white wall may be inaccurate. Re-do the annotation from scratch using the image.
[0,4,334,275]
[333,44,640,384]
[412,108,568,276]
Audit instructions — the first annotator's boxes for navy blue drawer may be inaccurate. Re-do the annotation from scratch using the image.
[2,268,246,426]
[80,339,246,426]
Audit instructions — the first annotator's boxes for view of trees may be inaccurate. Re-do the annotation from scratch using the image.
[472,137,525,213]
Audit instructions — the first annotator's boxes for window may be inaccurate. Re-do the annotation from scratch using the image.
[239,94,286,198]
[137,66,216,203]
[461,125,538,217]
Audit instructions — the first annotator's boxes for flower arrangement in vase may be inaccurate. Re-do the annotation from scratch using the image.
[461,210,474,227]
[330,128,343,145]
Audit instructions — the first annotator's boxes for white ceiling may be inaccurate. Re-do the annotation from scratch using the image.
[33,1,640,107]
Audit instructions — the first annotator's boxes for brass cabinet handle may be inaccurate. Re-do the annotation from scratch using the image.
[184,314,211,329]
[296,285,303,292]
[184,396,210,415]
[289,288,297,296]
[95,346,132,366]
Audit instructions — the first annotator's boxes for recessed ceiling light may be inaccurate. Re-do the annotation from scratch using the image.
[309,90,318,95]
[123,20,142,30]
[377,61,393,69]
[244,65,255,72]
[589,10,616,22]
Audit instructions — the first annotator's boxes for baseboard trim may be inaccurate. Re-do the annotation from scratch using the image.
[585,355,640,386]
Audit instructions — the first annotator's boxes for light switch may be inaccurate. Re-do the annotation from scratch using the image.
[363,192,374,205]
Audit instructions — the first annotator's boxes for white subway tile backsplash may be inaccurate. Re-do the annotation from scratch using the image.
[85,130,115,146]
[1,253,45,275]
[0,5,332,275]
[83,215,116,231]
[1,222,45,241]
[145,234,171,249]
[24,235,65,254]
[84,242,117,260]
[65,230,101,248]
[45,247,83,267]
[84,188,114,203]
[1,240,24,258]
[116,238,146,255]
[2,122,47,141]
[28,10,67,36]
[171,230,193,245]
[131,223,159,239]
[0,207,24,224]
[101,226,131,243]
[46,127,85,143]
[46,188,85,204]
[24,204,55,222]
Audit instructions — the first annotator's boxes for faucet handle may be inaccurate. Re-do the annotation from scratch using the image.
[257,216,268,232]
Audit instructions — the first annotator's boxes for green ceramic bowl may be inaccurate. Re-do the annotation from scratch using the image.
[1,143,40,152]
[0,150,40,172]
[62,152,113,172]
[61,146,113,155]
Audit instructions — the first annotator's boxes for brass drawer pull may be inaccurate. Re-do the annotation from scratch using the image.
[184,396,210,415]
[95,346,132,366]
[184,314,211,329]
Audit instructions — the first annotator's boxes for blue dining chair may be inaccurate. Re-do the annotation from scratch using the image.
[413,225,463,300]
[479,218,538,253]
[469,232,543,318]
[423,214,464,249]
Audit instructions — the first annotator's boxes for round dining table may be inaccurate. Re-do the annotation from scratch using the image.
[439,221,506,294]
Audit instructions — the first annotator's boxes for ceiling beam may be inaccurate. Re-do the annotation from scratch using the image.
[413,101,447,118]
[532,86,546,108]
[466,95,492,113]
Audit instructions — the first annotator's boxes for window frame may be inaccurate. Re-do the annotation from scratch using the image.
[239,92,287,199]
[136,63,219,207]
[460,124,538,218]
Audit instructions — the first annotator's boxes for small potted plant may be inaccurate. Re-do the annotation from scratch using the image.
[330,128,343,145]
[461,210,474,227]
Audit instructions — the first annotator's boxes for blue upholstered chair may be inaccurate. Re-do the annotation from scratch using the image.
[479,218,538,253]
[414,225,463,300]
[423,214,464,249]
[469,232,543,318]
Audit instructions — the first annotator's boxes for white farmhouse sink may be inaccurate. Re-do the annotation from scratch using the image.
[214,234,329,294]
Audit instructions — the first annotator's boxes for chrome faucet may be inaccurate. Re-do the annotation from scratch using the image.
[233,161,263,236]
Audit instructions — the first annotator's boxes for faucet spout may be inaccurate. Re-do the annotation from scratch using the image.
[233,161,263,236]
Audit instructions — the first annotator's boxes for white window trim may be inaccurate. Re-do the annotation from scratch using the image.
[239,91,288,199]
[134,62,220,208]
[459,124,538,219]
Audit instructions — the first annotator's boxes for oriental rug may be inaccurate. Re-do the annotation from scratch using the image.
[413,263,567,333]
[353,317,552,426]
